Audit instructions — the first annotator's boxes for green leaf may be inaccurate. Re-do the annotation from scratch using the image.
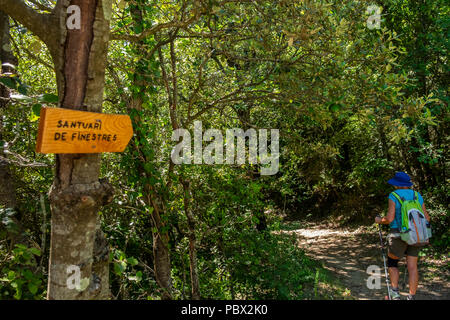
[23,269,34,280]
[40,93,59,103]
[14,288,22,300]
[28,282,38,295]
[29,247,41,256]
[113,263,123,275]
[18,84,28,95]
[134,24,143,34]
[7,271,16,280]
[127,257,138,266]
[32,104,42,116]
[114,260,127,275]
[15,244,27,250]
[0,77,16,89]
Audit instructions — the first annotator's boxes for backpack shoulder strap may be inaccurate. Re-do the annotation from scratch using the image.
[391,192,404,230]
[391,192,403,205]
[413,190,418,201]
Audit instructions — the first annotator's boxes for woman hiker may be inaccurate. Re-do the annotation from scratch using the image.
[375,171,430,300]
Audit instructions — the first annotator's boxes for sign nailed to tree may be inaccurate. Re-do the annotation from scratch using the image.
[36,107,133,154]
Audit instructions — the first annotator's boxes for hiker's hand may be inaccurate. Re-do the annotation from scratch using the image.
[375,216,382,224]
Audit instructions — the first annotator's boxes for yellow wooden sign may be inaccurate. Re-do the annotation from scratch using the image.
[36,107,133,154]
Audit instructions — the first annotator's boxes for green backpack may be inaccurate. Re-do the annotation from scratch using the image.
[391,191,431,246]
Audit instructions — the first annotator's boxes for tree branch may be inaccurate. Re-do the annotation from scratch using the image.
[110,4,204,42]
[9,30,54,70]
[26,0,53,13]
[111,20,190,42]
[0,0,53,48]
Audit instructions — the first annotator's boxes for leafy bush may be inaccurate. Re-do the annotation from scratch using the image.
[0,244,45,300]
[424,187,450,251]
[222,230,335,299]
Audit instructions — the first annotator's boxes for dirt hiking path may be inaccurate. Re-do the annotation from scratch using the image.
[283,221,449,300]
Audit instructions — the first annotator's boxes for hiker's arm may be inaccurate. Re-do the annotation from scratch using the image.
[376,199,396,224]
[422,203,430,222]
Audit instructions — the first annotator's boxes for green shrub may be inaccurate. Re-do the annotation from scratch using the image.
[223,230,333,299]
[0,244,45,300]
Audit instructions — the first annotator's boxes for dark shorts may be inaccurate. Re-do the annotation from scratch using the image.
[387,233,421,259]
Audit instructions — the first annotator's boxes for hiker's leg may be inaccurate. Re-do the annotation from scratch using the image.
[387,236,405,293]
[387,253,399,289]
[388,267,399,288]
[406,255,419,295]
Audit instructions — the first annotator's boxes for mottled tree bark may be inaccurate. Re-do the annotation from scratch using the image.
[0,10,17,209]
[0,0,114,300]
[147,192,173,300]
[180,179,200,300]
[46,0,112,300]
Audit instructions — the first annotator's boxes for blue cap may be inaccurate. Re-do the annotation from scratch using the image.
[387,172,413,187]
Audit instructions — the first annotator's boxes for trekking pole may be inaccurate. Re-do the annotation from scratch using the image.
[377,220,391,300]
[402,261,407,291]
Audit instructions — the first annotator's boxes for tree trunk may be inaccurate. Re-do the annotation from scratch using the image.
[122,5,174,298]
[0,10,17,209]
[46,0,112,300]
[0,0,113,299]
[127,96,174,300]
[148,195,173,300]
[180,179,200,300]
[376,117,391,162]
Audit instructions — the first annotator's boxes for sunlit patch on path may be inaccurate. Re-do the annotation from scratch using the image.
[282,222,450,300]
